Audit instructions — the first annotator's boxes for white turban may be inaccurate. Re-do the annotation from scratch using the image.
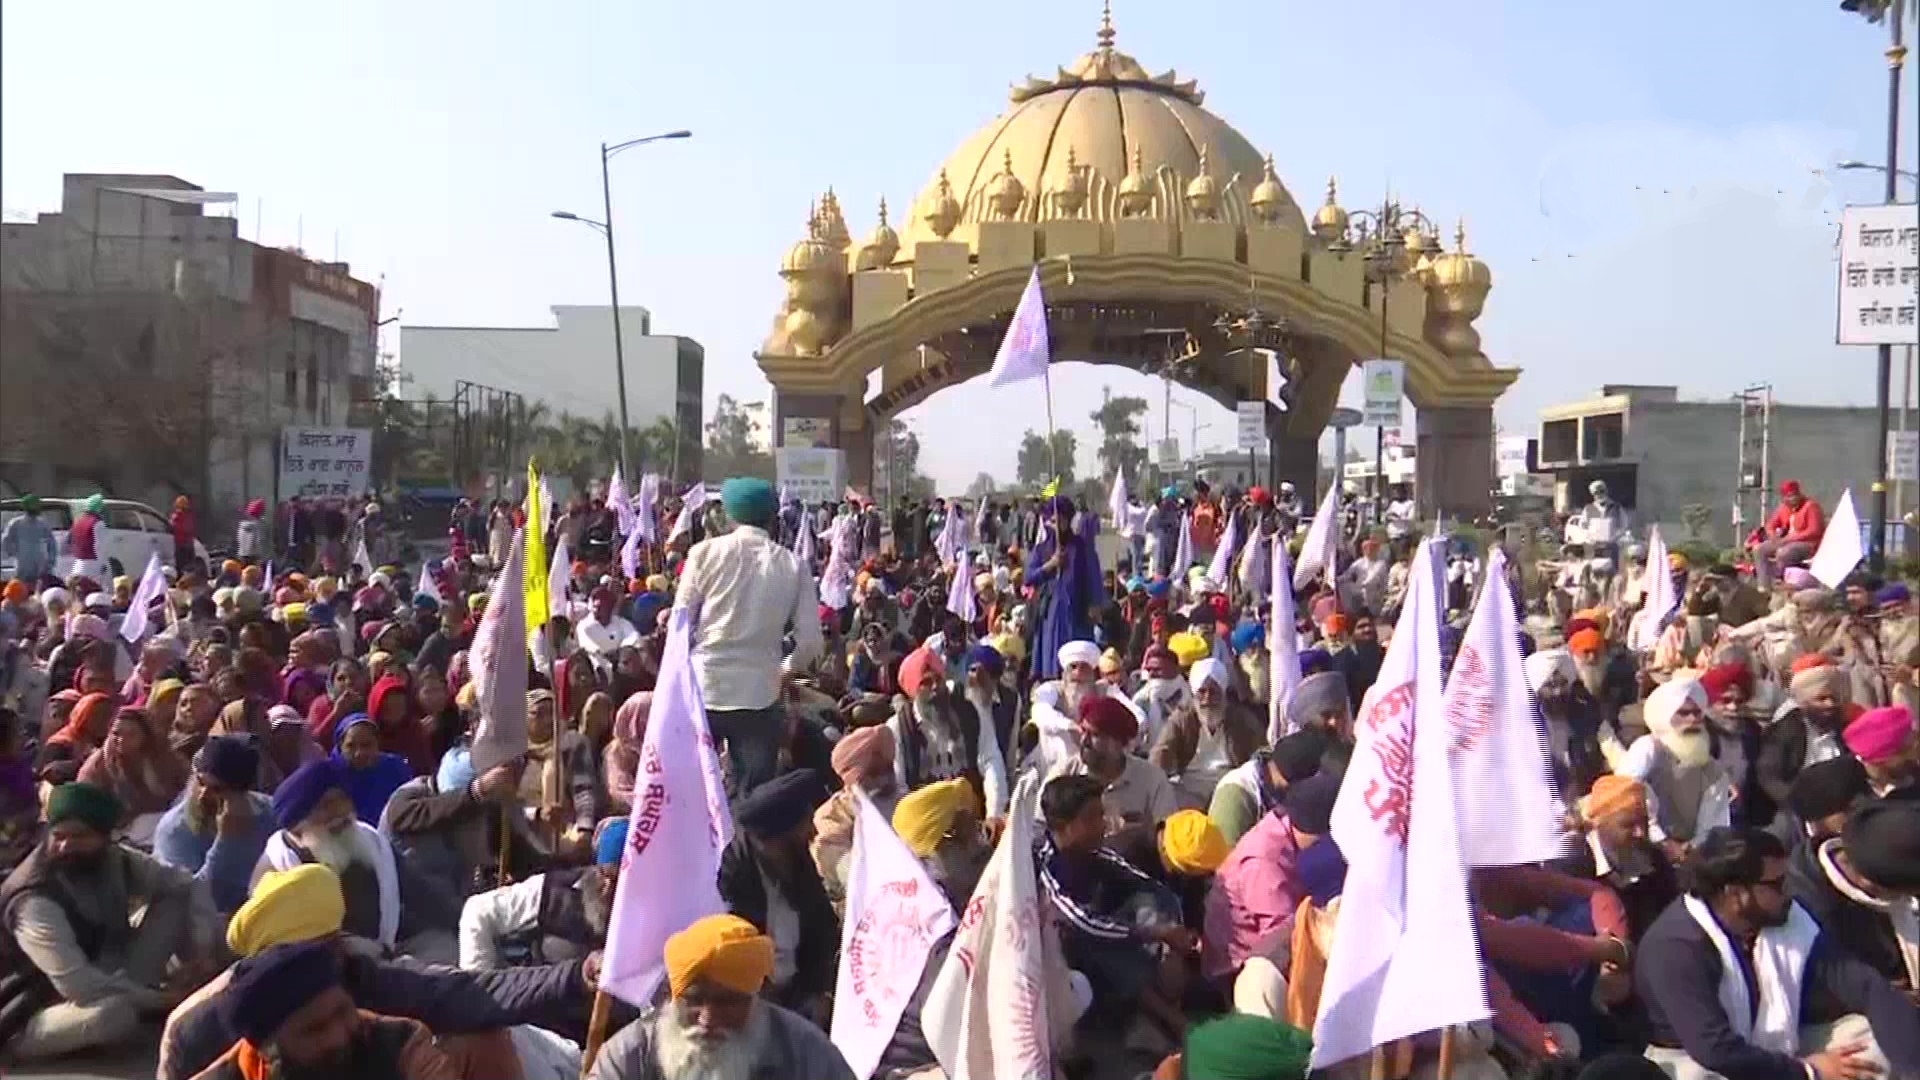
[1643,677,1709,738]
[1189,658,1229,692]
[39,587,69,610]
[1523,648,1575,695]
[1058,640,1101,670]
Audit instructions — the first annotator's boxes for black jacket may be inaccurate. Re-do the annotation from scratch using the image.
[1787,839,1914,990]
[717,834,840,1000]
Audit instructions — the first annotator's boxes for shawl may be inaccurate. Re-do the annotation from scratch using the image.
[603,691,652,813]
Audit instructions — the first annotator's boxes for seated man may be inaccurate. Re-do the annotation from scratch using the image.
[195,939,460,1080]
[717,769,839,1020]
[1131,644,1195,755]
[1636,826,1920,1079]
[885,645,1008,822]
[382,746,544,901]
[1617,678,1734,860]
[1203,772,1340,981]
[153,734,277,914]
[1788,800,1920,995]
[1029,639,1140,777]
[458,819,622,970]
[1,781,213,1062]
[1281,669,1356,778]
[811,727,901,915]
[1109,808,1230,932]
[585,914,856,1080]
[1151,658,1263,808]
[1558,775,1681,942]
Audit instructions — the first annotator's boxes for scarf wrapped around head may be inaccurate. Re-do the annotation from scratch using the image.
[603,691,652,810]
[830,725,896,788]
[1789,664,1850,710]
[1524,648,1574,695]
[49,691,113,749]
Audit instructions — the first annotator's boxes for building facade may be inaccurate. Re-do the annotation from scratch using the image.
[1537,385,1882,546]
[0,174,378,528]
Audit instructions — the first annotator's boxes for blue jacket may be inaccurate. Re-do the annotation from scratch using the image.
[150,791,275,914]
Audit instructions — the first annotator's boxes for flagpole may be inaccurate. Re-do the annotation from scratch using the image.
[1043,367,1059,483]
[579,990,613,1078]
[1435,1025,1458,1080]
[496,804,511,887]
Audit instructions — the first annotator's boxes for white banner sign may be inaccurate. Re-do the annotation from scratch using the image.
[1236,401,1267,450]
[1837,203,1919,346]
[1156,438,1181,467]
[777,447,849,506]
[278,426,372,500]
[1362,359,1405,428]
[1891,430,1919,483]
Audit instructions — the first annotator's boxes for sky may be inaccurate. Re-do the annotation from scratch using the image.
[4,0,1914,492]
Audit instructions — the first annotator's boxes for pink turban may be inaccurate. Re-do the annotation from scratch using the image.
[830,726,896,786]
[1844,705,1914,764]
[898,646,944,695]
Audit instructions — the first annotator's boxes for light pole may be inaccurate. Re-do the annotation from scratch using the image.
[550,128,692,484]
[1851,0,1905,569]
[1836,158,1917,548]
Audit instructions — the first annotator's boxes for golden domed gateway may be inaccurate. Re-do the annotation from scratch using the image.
[756,5,1517,516]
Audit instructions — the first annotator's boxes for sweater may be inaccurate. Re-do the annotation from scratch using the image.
[150,792,276,914]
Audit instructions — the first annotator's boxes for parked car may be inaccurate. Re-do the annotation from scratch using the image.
[0,496,211,580]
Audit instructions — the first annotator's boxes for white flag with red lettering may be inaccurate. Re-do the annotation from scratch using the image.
[1267,537,1303,744]
[923,775,1056,1080]
[1293,484,1340,589]
[831,790,959,1079]
[1444,548,1567,867]
[946,557,978,624]
[599,606,733,1008]
[1206,507,1240,590]
[1311,537,1488,1069]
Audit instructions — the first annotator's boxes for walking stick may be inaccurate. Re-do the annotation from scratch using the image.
[579,990,613,1078]
[1435,1025,1458,1080]
[496,803,511,887]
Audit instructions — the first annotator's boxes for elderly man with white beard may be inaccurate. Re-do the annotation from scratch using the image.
[884,644,1008,821]
[1131,644,1195,756]
[585,914,855,1080]
[1526,647,1610,798]
[1029,639,1141,778]
[1151,658,1263,807]
[1615,678,1735,863]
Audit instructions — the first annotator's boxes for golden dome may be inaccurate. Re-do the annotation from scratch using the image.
[1249,154,1287,223]
[1052,145,1090,217]
[985,147,1026,219]
[781,209,836,276]
[1184,144,1220,219]
[1311,176,1349,243]
[923,169,961,239]
[854,197,901,270]
[900,7,1304,248]
[1429,219,1492,290]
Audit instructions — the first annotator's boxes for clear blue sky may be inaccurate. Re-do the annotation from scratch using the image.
[4,0,1912,491]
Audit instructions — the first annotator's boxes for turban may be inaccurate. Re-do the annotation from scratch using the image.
[227,865,345,957]
[1,580,26,604]
[1189,658,1229,693]
[1080,694,1140,743]
[220,941,343,1045]
[893,777,974,857]
[1697,662,1752,702]
[596,819,630,866]
[1782,567,1817,590]
[1158,809,1229,876]
[1790,653,1834,675]
[974,572,994,594]
[1286,671,1350,731]
[964,644,1004,679]
[1296,836,1347,907]
[1564,618,1600,642]
[664,914,775,1000]
[245,498,266,518]
[193,735,260,791]
[1286,773,1340,835]
[1057,640,1101,670]
[1296,648,1333,675]
[1579,776,1649,826]
[1180,1014,1315,1080]
[437,747,477,794]
[1843,705,1914,764]
[269,704,306,730]
[271,758,349,831]
[1669,551,1690,571]
[1271,732,1327,787]
[1779,479,1803,498]
[1789,756,1869,823]
[1790,665,1851,709]
[45,782,122,833]
[1168,632,1211,668]
[646,574,670,593]
[1876,583,1912,608]
[1573,608,1612,634]
[1791,588,1836,612]
[1230,622,1265,653]
[831,726,896,787]
[720,478,778,528]
[1144,578,1172,600]
[1098,648,1124,676]
[1644,678,1709,738]
[1842,801,1920,891]
[82,493,104,515]
[1324,613,1349,636]
[898,646,944,694]
[1567,628,1605,658]
[1524,648,1575,695]
[735,768,829,837]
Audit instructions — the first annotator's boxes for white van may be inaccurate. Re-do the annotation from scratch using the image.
[0,497,211,580]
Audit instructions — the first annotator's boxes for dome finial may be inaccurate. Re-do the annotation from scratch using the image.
[1454,217,1468,252]
[1096,0,1115,50]
[925,168,961,239]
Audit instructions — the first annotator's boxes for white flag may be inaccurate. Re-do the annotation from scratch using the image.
[1172,511,1193,579]
[117,553,166,644]
[468,528,530,774]
[416,559,443,604]
[600,606,734,1008]
[796,512,819,566]
[831,790,959,1079]
[539,477,557,527]
[1628,525,1678,652]
[1108,471,1131,538]
[621,524,643,582]
[946,557,978,624]
[262,560,274,597]
[1808,488,1863,589]
[986,265,1051,389]
[667,483,706,544]
[1445,548,1567,867]
[608,465,636,539]
[634,474,660,543]
[935,504,964,566]
[1207,508,1240,592]
[546,533,572,624]
[924,775,1057,1080]
[1268,537,1303,743]
[350,536,374,577]
[1312,537,1489,1069]
[1293,484,1340,589]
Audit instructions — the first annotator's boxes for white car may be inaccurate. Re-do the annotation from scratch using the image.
[1,497,211,580]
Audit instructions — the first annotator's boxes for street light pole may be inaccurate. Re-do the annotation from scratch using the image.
[1868,3,1906,570]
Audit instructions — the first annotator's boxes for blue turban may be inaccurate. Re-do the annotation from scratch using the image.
[1297,647,1333,675]
[1125,577,1147,593]
[436,746,476,795]
[412,593,439,613]
[631,591,666,629]
[272,758,350,831]
[596,819,630,866]
[965,644,1004,679]
[1230,622,1266,653]
[306,601,334,626]
[1144,578,1172,600]
[218,940,343,1044]
[1874,582,1911,607]
[1296,836,1347,905]
[193,735,260,791]
[735,768,829,837]
[720,478,778,529]
[1161,485,1179,500]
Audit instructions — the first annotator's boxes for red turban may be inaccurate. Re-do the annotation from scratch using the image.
[1780,479,1803,498]
[1698,662,1752,702]
[898,646,944,695]
[1789,653,1834,675]
[1079,695,1139,743]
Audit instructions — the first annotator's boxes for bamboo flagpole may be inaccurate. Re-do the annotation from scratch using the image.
[579,990,613,1078]
[496,804,511,888]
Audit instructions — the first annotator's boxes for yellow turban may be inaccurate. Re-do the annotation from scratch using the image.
[1169,631,1211,668]
[313,576,339,601]
[281,601,308,624]
[227,865,345,958]
[664,914,775,1000]
[455,682,479,712]
[367,650,393,671]
[1159,809,1230,875]
[1098,648,1124,675]
[892,778,974,858]
[645,574,670,594]
[1579,775,1648,827]
[987,631,1025,665]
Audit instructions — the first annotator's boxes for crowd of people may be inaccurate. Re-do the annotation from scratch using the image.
[0,471,1916,1080]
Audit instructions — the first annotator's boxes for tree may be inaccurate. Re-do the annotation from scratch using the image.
[884,419,935,502]
[703,394,775,483]
[965,472,998,501]
[1090,394,1150,484]
[1016,429,1077,489]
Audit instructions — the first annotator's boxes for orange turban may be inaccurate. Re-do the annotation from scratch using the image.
[1568,628,1605,658]
[1790,653,1834,675]
[664,914,775,999]
[1580,776,1648,826]
[1324,613,1350,636]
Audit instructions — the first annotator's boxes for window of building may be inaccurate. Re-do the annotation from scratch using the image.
[306,359,319,413]
[132,324,156,371]
[284,356,298,409]
[1582,413,1624,461]
[1540,419,1577,464]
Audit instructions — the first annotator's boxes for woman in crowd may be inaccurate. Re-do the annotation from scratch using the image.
[76,703,189,843]
[335,714,416,824]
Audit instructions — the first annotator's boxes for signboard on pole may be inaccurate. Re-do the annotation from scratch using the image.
[1236,401,1267,450]
[1890,430,1918,483]
[1362,359,1405,427]
[279,427,373,500]
[776,447,848,506]
[1836,203,1919,346]
[1156,438,1181,467]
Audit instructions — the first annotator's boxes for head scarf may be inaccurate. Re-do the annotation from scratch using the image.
[1523,648,1574,695]
[48,691,113,750]
[1180,1015,1314,1080]
[226,865,345,958]
[892,777,973,858]
[148,678,186,721]
[830,726,896,788]
[604,691,654,808]
[45,781,122,833]
[1159,809,1229,875]
[664,914,775,1000]
[1579,776,1648,826]
[331,716,411,824]
[1843,705,1913,764]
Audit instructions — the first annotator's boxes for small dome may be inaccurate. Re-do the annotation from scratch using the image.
[1184,144,1220,219]
[781,208,837,276]
[1052,145,1090,216]
[854,197,901,270]
[1249,154,1287,223]
[1311,176,1349,243]
[923,169,962,239]
[986,147,1026,219]
[1429,220,1492,289]
[1116,145,1154,217]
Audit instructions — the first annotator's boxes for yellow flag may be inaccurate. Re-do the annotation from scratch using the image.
[523,461,549,638]
[1039,476,1059,499]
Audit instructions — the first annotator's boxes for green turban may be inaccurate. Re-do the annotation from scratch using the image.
[1181,1015,1313,1080]
[46,782,123,834]
[19,493,40,513]
[83,493,105,516]
[720,478,777,529]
